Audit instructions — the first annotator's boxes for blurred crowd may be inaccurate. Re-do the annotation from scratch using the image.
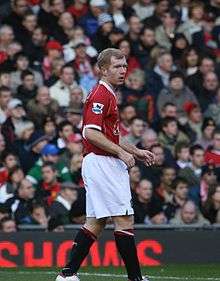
[0,0,220,233]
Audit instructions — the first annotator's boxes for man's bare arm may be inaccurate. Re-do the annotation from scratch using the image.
[84,128,135,168]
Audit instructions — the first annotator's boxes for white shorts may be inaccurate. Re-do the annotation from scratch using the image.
[82,153,134,219]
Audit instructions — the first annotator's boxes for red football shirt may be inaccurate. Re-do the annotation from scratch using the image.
[82,80,120,156]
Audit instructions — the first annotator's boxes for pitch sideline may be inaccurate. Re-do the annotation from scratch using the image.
[1,271,220,280]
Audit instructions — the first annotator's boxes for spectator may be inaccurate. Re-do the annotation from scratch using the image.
[53,12,75,45]
[119,104,136,136]
[49,64,78,107]
[156,166,176,204]
[11,52,43,94]
[177,1,204,44]
[5,178,35,224]
[1,98,26,150]
[164,177,189,221]
[186,56,215,97]
[205,88,220,127]
[36,162,61,206]
[170,200,210,225]
[0,204,10,220]
[132,0,155,21]
[158,117,189,155]
[155,9,179,51]
[203,184,220,224]
[197,71,219,112]
[70,152,83,185]
[175,141,190,169]
[0,86,12,124]
[0,217,17,232]
[205,129,220,166]
[123,117,145,145]
[133,26,158,69]
[197,118,216,150]
[143,0,169,28]
[171,33,189,65]
[125,15,142,51]
[67,0,88,20]
[27,86,59,128]
[179,144,204,187]
[57,120,74,149]
[79,0,107,38]
[29,203,48,227]
[189,164,218,206]
[48,215,65,232]
[49,181,79,224]
[129,165,141,191]
[27,143,71,186]
[16,70,38,108]
[133,179,161,224]
[180,46,200,76]
[147,51,174,98]
[157,71,198,119]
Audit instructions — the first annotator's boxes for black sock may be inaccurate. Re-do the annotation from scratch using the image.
[114,229,142,281]
[63,227,96,276]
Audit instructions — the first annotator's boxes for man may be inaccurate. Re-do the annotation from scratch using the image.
[5,178,35,224]
[123,117,145,145]
[0,217,17,232]
[27,144,71,186]
[179,144,205,188]
[50,181,78,224]
[56,48,154,281]
[49,65,78,107]
[205,129,220,166]
[0,86,12,124]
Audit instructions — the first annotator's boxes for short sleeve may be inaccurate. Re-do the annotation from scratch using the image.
[83,92,109,135]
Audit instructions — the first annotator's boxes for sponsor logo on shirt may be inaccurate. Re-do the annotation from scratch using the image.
[92,103,104,114]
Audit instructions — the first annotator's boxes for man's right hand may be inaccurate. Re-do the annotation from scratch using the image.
[118,150,135,168]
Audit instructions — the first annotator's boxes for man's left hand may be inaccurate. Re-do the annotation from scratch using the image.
[135,149,155,166]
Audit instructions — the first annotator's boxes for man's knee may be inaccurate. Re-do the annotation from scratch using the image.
[112,215,134,231]
[84,217,107,237]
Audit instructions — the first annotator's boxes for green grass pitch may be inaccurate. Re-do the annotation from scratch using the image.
[0,265,220,281]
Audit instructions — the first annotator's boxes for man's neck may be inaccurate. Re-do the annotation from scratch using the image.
[100,78,116,91]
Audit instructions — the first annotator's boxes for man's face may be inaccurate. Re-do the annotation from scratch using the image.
[181,203,196,224]
[162,105,177,118]
[11,106,25,119]
[203,72,218,91]
[17,56,29,70]
[129,16,142,34]
[61,125,73,139]
[105,56,127,87]
[59,12,74,29]
[189,108,202,123]
[1,28,14,44]
[23,74,35,90]
[129,166,141,183]
[136,180,153,201]
[141,29,156,47]
[0,73,11,87]
[162,168,176,186]
[164,121,178,136]
[70,89,83,104]
[42,166,56,183]
[51,0,65,15]
[152,146,165,166]
[130,119,144,137]
[23,15,37,32]
[2,220,17,233]
[121,106,136,123]
[178,147,189,161]
[14,0,28,16]
[200,59,214,75]
[62,188,77,203]
[37,87,50,105]
[175,182,188,200]
[160,54,173,72]
[32,28,45,46]
[191,149,204,167]
[0,90,11,107]
[170,77,184,91]
[61,67,74,85]
[44,154,59,164]
[213,133,220,150]
[19,180,35,200]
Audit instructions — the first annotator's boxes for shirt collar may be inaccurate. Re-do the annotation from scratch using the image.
[99,80,115,96]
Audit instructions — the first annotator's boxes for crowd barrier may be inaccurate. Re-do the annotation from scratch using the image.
[0,225,220,267]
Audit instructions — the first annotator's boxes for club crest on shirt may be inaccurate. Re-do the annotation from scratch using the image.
[92,103,104,114]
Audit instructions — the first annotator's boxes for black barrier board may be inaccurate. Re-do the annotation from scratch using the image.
[0,229,219,267]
